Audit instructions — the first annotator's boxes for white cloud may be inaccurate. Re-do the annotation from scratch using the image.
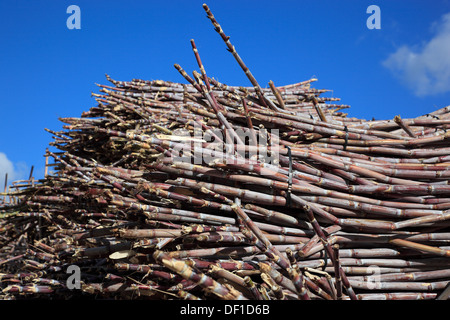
[382,13,450,96]
[0,152,28,191]
[0,152,14,191]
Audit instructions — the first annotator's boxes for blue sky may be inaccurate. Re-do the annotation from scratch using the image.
[1,0,450,188]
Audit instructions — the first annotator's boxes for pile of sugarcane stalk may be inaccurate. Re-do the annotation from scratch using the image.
[1,4,450,300]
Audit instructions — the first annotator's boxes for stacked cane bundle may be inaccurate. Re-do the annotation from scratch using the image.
[1,4,450,300]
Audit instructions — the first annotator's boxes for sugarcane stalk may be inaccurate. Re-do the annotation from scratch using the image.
[153,250,247,300]
[2,3,450,301]
[303,204,357,300]
[436,282,450,300]
[268,80,286,110]
[202,4,285,113]
[394,115,417,137]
